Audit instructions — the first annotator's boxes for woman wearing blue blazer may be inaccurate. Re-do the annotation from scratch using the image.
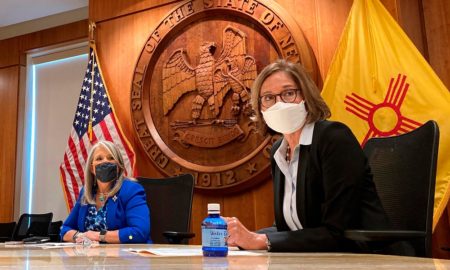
[61,140,151,244]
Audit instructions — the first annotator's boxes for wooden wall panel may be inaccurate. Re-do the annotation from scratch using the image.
[18,20,88,53]
[310,0,353,86]
[272,0,353,87]
[380,0,427,55]
[423,0,450,258]
[0,38,20,68]
[0,67,19,222]
[90,0,179,22]
[422,0,450,89]
[396,0,427,55]
[280,0,320,76]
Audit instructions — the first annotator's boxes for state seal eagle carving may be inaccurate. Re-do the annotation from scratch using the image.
[162,25,257,123]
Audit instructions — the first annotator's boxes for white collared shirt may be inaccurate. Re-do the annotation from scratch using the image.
[274,122,315,231]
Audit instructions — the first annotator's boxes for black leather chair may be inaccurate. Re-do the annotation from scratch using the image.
[344,120,439,257]
[12,213,53,241]
[48,220,63,242]
[0,222,16,242]
[137,174,195,244]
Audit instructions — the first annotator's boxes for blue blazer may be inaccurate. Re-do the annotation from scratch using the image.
[60,179,151,243]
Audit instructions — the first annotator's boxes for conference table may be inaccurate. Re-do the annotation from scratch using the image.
[1,243,450,269]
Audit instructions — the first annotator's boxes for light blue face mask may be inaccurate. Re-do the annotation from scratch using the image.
[261,101,307,134]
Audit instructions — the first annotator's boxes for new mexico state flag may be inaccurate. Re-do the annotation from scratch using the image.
[321,0,450,230]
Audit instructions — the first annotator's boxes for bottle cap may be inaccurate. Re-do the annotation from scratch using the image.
[207,203,220,213]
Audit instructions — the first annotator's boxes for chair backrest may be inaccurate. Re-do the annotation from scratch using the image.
[48,220,63,242]
[363,120,439,257]
[0,222,17,242]
[12,213,53,241]
[137,174,194,244]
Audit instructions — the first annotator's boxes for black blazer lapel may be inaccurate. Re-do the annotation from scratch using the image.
[273,165,289,231]
[297,145,310,228]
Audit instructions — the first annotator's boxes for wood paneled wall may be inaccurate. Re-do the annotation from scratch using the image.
[422,0,450,88]
[0,0,448,257]
[422,0,450,258]
[0,20,88,222]
[0,37,21,222]
[0,66,19,221]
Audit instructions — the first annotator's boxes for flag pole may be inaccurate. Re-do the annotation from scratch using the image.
[88,21,96,141]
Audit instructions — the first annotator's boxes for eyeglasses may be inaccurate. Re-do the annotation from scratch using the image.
[260,89,301,108]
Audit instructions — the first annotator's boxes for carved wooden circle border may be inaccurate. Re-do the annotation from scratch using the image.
[131,0,318,193]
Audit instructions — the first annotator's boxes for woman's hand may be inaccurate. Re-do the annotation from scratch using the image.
[224,217,268,250]
[74,234,83,244]
[82,230,101,242]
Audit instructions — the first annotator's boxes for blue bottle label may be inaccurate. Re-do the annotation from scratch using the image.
[202,228,228,247]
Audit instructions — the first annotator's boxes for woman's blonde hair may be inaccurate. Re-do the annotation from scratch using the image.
[250,59,331,131]
[81,140,130,205]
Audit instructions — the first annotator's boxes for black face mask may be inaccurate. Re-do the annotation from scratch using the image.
[95,162,118,183]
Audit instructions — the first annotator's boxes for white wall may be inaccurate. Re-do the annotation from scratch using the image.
[18,43,88,222]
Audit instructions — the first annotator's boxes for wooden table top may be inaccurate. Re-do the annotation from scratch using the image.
[1,243,450,269]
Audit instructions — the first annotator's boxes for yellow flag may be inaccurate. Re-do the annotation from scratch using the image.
[321,0,450,230]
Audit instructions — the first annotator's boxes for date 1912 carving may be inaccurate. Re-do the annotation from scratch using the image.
[131,0,317,192]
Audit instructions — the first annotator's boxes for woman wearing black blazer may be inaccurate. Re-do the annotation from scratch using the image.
[224,60,390,252]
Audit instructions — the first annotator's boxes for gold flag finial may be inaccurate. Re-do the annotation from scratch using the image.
[89,21,96,44]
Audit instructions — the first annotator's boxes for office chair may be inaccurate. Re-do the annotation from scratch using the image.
[137,174,195,244]
[48,220,63,242]
[344,120,439,257]
[0,222,16,242]
[12,213,53,241]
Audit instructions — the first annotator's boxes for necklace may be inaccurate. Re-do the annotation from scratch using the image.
[98,191,109,203]
[286,144,291,163]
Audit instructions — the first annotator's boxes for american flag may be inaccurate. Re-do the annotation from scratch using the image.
[59,46,136,210]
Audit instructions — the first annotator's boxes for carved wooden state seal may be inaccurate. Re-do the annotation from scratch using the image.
[131,0,317,192]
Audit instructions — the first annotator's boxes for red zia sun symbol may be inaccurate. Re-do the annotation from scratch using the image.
[344,74,422,146]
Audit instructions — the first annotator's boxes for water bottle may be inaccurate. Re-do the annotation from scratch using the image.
[202,203,228,257]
